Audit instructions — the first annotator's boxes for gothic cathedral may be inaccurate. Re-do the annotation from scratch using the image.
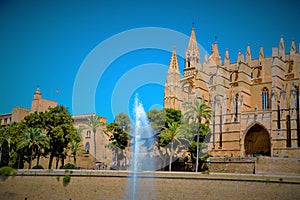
[164,27,300,158]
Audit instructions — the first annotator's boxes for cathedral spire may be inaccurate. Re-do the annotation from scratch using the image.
[279,35,285,59]
[246,43,252,63]
[210,41,221,65]
[169,46,180,71]
[290,39,296,60]
[258,45,264,66]
[224,48,230,67]
[259,45,264,59]
[184,25,200,76]
[187,26,198,51]
[164,46,181,109]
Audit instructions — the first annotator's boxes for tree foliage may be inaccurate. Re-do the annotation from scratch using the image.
[184,101,212,172]
[84,115,104,169]
[17,127,49,169]
[160,122,191,171]
[23,105,79,169]
[105,113,130,169]
[114,112,131,132]
[106,122,129,150]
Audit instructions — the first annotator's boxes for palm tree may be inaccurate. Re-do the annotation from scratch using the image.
[69,140,82,167]
[18,128,49,169]
[185,101,212,172]
[85,115,103,169]
[0,127,9,166]
[160,122,189,172]
[35,130,50,166]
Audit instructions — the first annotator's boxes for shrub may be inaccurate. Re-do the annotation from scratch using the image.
[32,165,44,169]
[0,166,14,176]
[62,163,76,169]
[63,175,71,185]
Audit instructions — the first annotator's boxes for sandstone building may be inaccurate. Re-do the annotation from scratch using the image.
[1,88,112,169]
[72,114,113,169]
[0,87,57,126]
[164,27,300,158]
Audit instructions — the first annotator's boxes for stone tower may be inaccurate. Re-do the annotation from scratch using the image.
[164,47,181,110]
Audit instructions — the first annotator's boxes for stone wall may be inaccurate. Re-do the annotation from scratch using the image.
[255,156,300,175]
[208,157,255,174]
[1,170,299,200]
[208,156,300,175]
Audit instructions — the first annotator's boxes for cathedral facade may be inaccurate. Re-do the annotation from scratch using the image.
[164,27,300,158]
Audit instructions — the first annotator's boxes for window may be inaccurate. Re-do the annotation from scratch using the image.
[209,76,213,86]
[277,105,281,129]
[262,87,269,110]
[85,142,90,153]
[86,130,91,138]
[286,115,291,147]
[235,93,239,122]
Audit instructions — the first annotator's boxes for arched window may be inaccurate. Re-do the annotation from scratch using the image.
[85,142,90,153]
[262,87,269,110]
[286,115,291,147]
[209,76,213,86]
[235,93,239,122]
[86,130,91,138]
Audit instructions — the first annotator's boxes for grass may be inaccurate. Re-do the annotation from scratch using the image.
[0,166,15,176]
[63,175,71,186]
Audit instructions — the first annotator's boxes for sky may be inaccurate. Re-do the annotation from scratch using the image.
[1,0,300,123]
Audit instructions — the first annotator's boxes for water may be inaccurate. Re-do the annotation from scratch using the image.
[125,95,156,200]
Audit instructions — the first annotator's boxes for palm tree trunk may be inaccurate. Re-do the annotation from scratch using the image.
[74,155,77,168]
[29,147,34,169]
[61,155,65,167]
[36,155,40,166]
[93,130,97,169]
[29,155,32,169]
[196,117,201,173]
[48,154,54,169]
[55,157,59,169]
[0,147,2,166]
[169,140,174,172]
[115,148,118,169]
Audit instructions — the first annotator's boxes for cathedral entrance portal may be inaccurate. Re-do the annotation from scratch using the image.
[244,124,271,157]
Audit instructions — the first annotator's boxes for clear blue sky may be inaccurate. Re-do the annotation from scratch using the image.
[1,0,300,123]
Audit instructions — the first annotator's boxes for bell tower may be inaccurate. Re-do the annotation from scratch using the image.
[184,24,200,77]
[164,46,181,109]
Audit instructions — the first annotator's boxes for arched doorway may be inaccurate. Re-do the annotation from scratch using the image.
[244,124,271,157]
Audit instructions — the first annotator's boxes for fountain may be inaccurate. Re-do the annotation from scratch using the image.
[124,95,156,200]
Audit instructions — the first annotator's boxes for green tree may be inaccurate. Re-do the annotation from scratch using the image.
[165,108,182,127]
[17,128,49,169]
[0,127,9,166]
[69,140,82,168]
[185,101,212,172]
[23,105,78,169]
[115,112,131,132]
[147,109,166,134]
[160,122,190,172]
[106,122,129,169]
[5,122,27,169]
[187,123,211,162]
[85,115,103,169]
[147,108,182,134]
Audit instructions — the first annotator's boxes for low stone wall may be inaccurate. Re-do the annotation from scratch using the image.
[208,156,300,175]
[255,156,300,175]
[208,157,255,174]
[1,170,300,200]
